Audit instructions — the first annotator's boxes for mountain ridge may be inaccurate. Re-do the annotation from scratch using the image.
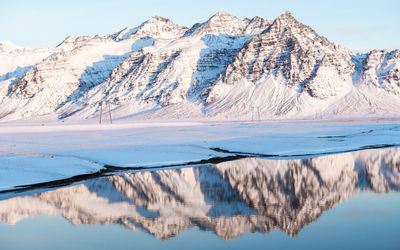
[0,12,399,121]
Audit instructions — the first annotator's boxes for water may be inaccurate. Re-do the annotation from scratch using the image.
[0,148,399,249]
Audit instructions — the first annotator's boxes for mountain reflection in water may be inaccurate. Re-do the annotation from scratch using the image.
[0,147,399,241]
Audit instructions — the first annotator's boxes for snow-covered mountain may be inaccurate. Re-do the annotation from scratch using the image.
[0,148,399,240]
[0,12,399,121]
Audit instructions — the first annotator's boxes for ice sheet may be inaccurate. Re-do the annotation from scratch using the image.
[0,120,399,191]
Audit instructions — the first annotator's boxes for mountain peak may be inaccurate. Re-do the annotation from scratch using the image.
[211,11,235,18]
[185,12,245,36]
[272,11,300,26]
[282,11,293,18]
[147,15,172,24]
[260,11,314,37]
[56,35,93,50]
[0,41,24,53]
[1,12,399,121]
[110,16,188,41]
[242,16,272,35]
[207,11,240,23]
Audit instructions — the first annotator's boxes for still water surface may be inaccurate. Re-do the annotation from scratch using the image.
[0,148,399,249]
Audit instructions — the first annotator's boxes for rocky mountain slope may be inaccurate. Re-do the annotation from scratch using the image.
[0,148,399,240]
[0,12,399,121]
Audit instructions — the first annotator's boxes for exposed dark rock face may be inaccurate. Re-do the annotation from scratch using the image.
[0,12,399,120]
[211,12,353,100]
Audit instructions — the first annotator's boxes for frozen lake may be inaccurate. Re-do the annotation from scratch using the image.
[1,120,400,191]
[0,149,399,249]
[0,120,399,249]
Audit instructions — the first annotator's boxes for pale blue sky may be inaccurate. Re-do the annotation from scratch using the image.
[0,0,399,51]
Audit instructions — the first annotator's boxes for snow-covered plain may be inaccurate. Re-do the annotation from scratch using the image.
[1,119,399,192]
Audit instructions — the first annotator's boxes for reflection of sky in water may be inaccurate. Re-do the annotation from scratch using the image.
[0,192,399,250]
[0,148,399,249]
